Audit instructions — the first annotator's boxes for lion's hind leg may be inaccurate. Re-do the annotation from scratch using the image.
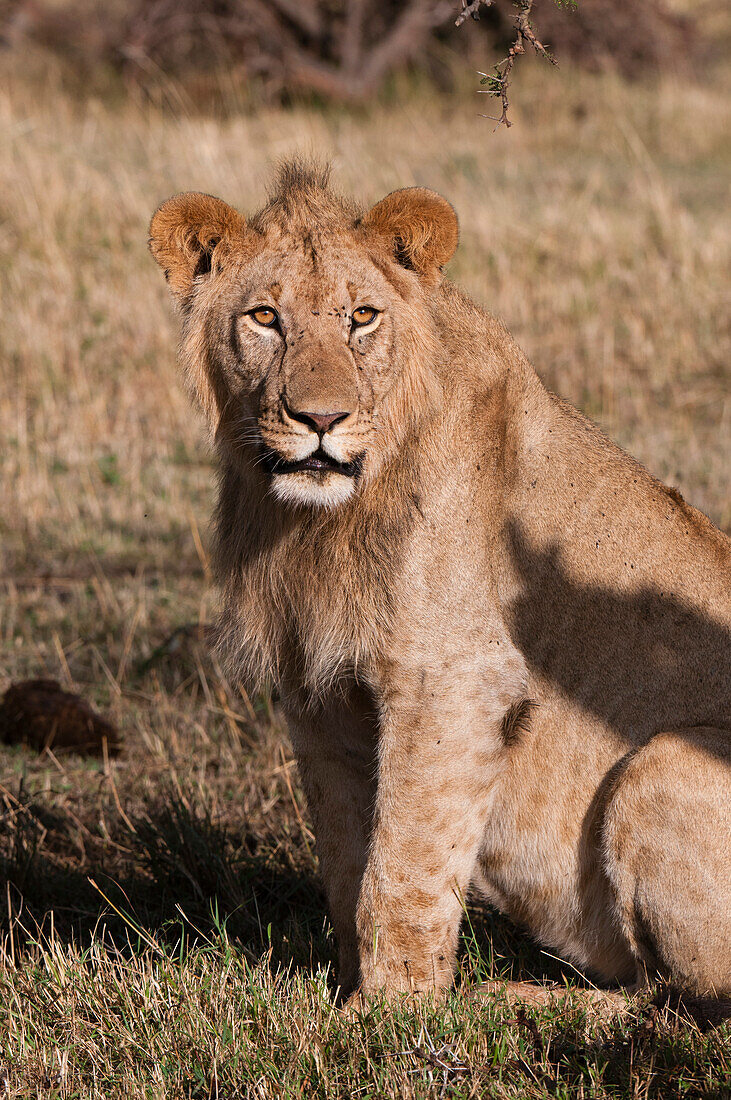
[602,728,731,998]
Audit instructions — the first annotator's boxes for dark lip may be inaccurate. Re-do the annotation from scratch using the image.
[261,447,365,479]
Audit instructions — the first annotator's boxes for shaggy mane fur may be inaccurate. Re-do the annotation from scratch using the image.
[252,159,360,235]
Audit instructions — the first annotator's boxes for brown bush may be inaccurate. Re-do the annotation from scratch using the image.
[527,0,696,76]
[1,0,702,102]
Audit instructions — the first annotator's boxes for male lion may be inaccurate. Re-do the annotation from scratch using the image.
[150,162,731,1007]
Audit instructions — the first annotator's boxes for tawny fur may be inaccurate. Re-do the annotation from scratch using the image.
[150,162,731,1004]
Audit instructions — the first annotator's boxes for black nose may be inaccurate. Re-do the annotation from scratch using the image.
[285,407,350,434]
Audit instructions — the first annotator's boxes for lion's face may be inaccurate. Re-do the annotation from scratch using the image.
[150,168,458,509]
[221,241,404,509]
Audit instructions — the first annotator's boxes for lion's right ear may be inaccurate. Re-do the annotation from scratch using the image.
[149,192,246,302]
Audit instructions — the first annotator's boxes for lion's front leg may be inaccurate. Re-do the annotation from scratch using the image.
[355,671,506,998]
[284,683,378,998]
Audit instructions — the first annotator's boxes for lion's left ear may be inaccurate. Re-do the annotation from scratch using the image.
[361,187,458,280]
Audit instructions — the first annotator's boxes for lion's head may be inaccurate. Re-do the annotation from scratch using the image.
[149,163,458,509]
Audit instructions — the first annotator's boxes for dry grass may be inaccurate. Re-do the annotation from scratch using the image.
[0,48,729,1098]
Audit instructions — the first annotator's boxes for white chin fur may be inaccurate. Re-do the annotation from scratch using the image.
[270,471,356,509]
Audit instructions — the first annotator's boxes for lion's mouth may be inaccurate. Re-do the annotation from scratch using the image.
[261,447,364,479]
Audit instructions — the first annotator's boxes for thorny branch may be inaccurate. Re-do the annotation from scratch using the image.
[458,0,559,127]
[455,0,493,27]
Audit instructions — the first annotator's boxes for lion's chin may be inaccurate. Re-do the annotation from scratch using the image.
[270,470,356,510]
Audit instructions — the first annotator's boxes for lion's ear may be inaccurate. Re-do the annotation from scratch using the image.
[362,187,458,280]
[149,192,246,302]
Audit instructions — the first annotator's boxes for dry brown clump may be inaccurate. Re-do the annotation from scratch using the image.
[0,679,120,756]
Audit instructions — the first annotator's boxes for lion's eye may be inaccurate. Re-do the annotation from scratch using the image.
[352,306,378,327]
[250,307,279,328]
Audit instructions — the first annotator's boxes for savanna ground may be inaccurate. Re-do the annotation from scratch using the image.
[0,41,730,1099]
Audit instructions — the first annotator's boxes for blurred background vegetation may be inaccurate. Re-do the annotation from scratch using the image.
[0,0,722,106]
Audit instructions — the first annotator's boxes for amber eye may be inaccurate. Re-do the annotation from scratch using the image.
[250,307,279,328]
[352,306,378,327]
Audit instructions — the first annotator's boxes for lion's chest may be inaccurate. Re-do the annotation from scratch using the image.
[224,528,394,694]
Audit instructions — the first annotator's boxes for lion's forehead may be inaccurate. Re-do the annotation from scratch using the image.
[235,238,389,311]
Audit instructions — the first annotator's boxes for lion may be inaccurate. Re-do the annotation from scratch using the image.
[149,162,731,1009]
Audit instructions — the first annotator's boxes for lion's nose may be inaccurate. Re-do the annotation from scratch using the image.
[284,406,351,435]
